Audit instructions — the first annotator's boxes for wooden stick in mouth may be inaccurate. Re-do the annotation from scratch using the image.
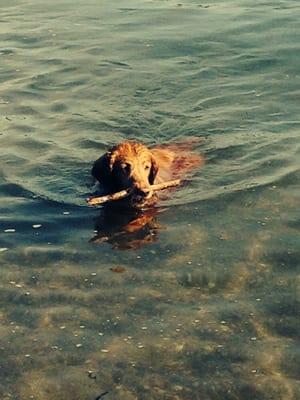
[87,179,181,206]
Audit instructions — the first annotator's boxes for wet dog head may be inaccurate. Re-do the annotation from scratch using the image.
[92,142,158,207]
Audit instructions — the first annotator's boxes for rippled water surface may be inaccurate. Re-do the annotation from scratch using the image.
[1,0,300,399]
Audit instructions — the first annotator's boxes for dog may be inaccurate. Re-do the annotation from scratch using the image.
[91,140,203,208]
[90,140,203,249]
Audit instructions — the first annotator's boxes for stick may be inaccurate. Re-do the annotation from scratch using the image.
[87,179,181,206]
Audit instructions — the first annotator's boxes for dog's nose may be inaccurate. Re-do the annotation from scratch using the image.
[134,186,153,200]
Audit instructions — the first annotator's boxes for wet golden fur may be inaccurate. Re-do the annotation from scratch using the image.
[92,140,203,206]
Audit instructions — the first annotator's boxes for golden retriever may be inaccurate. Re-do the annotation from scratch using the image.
[92,140,203,207]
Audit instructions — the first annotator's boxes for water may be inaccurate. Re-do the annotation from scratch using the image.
[0,0,299,399]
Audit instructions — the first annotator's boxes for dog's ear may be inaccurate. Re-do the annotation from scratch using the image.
[149,155,158,184]
[91,152,112,186]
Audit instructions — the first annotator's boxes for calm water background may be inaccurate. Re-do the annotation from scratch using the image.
[0,0,299,399]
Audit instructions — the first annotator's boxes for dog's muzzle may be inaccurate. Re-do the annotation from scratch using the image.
[131,187,153,206]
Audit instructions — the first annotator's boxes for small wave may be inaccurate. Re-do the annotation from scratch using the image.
[0,182,35,199]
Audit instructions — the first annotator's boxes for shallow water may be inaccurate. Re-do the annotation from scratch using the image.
[0,0,299,399]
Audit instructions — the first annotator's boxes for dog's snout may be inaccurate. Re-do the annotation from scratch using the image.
[131,183,153,201]
[134,186,151,197]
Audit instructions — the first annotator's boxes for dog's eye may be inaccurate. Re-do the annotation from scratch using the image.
[144,164,150,170]
[120,163,131,172]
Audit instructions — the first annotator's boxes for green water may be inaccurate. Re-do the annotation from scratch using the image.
[0,0,299,399]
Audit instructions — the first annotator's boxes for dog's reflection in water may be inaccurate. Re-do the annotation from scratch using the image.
[89,205,162,250]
